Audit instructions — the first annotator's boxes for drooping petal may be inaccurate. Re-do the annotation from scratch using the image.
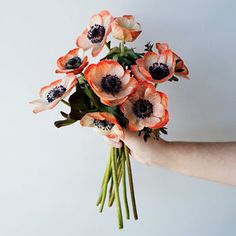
[31,75,77,114]
[30,99,49,114]
[80,112,124,140]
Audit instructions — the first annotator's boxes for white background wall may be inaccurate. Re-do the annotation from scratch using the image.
[0,0,236,235]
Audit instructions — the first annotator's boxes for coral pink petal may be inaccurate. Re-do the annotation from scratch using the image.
[153,103,165,117]
[76,32,92,50]
[91,42,104,57]
[120,70,131,85]
[139,67,153,82]
[89,14,103,27]
[143,52,158,69]
[128,120,144,131]
[141,116,160,128]
[156,42,169,54]
[135,58,144,67]
[131,65,147,82]
[102,13,113,30]
[96,60,124,79]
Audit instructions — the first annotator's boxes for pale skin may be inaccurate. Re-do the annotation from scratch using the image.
[107,130,236,186]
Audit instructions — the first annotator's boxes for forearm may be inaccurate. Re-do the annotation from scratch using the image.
[155,141,236,186]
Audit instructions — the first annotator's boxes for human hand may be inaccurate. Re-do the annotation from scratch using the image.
[105,129,167,166]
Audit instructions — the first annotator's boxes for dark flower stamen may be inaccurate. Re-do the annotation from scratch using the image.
[87,24,105,44]
[133,99,153,119]
[94,119,114,131]
[101,74,122,95]
[46,85,66,103]
[149,62,169,80]
[65,57,82,69]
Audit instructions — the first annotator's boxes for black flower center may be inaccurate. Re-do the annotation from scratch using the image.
[101,74,122,95]
[87,24,105,44]
[46,85,66,103]
[65,57,82,69]
[133,99,153,119]
[149,62,169,80]
[94,119,114,131]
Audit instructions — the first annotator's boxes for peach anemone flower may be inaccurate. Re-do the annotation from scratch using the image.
[120,82,169,131]
[84,60,137,106]
[30,74,77,114]
[131,49,176,84]
[76,10,113,57]
[111,15,141,42]
[156,42,190,79]
[55,48,88,75]
[80,112,124,142]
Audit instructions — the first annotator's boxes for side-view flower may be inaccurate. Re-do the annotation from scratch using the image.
[111,15,142,42]
[30,74,77,113]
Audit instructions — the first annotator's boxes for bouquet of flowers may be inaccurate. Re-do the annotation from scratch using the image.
[31,10,189,229]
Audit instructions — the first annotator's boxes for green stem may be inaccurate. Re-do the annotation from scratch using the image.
[111,147,123,229]
[124,145,138,220]
[96,150,112,206]
[120,41,125,56]
[122,146,130,219]
[61,99,70,107]
[108,175,113,205]
[108,158,122,207]
[99,149,112,212]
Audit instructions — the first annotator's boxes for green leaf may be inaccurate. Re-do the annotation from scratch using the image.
[159,127,168,135]
[69,89,90,120]
[54,118,77,128]
[144,42,153,52]
[169,76,179,82]
[60,111,68,118]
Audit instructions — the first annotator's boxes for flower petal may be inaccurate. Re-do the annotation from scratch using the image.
[76,30,92,50]
[156,42,169,54]
[89,14,103,28]
[143,52,158,69]
[96,59,124,79]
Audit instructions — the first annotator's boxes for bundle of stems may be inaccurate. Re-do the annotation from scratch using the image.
[96,143,138,229]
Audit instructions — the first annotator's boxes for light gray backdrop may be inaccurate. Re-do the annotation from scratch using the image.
[0,0,236,235]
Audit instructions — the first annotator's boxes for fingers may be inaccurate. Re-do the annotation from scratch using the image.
[104,136,123,148]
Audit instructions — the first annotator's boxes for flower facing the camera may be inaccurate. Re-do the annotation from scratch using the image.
[76,10,113,57]
[84,60,137,106]
[111,15,141,42]
[131,49,175,84]
[156,42,189,79]
[80,112,124,141]
[120,82,169,131]
[30,74,77,113]
[55,48,88,74]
